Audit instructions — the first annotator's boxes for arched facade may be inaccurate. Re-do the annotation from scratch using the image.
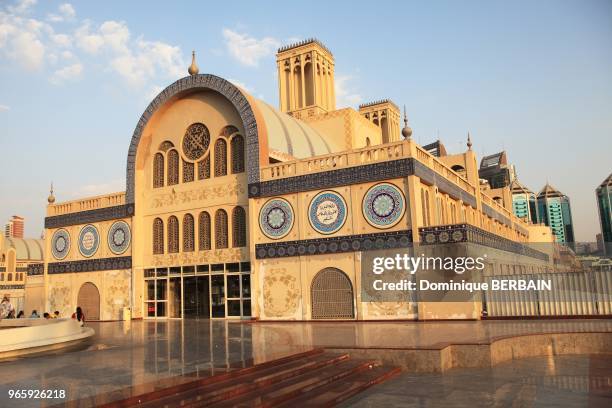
[39,44,549,323]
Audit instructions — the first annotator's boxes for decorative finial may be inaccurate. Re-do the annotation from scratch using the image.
[467,132,472,150]
[47,182,55,204]
[401,105,413,140]
[188,50,199,75]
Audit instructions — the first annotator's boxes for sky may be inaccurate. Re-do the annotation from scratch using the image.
[0,0,611,241]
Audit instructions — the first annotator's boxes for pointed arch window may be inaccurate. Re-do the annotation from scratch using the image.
[198,155,210,180]
[232,206,247,247]
[230,135,245,174]
[153,153,164,188]
[198,211,211,250]
[153,218,164,254]
[214,139,227,177]
[183,213,195,252]
[167,150,179,185]
[183,159,194,183]
[168,216,179,253]
[215,209,228,249]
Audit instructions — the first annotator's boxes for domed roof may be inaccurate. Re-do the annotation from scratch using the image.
[250,99,337,158]
[1,237,44,261]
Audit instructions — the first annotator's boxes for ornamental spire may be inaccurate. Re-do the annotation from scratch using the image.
[401,105,413,140]
[188,50,199,75]
[47,182,55,204]
[467,132,472,150]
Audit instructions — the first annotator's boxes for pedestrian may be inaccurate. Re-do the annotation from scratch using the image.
[53,311,60,318]
[43,312,51,319]
[71,306,85,326]
[16,311,24,318]
[0,295,14,319]
[30,310,39,318]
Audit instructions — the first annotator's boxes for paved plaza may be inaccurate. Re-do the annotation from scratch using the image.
[0,319,610,407]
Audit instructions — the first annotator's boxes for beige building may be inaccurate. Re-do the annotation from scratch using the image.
[0,234,44,314]
[35,40,558,322]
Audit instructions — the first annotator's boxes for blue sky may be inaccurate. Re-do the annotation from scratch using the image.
[0,0,611,241]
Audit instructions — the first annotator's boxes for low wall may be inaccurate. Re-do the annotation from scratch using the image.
[0,318,94,359]
[332,332,612,372]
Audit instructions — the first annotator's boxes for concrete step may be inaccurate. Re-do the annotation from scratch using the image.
[142,352,351,407]
[275,365,402,407]
[96,348,325,408]
[205,358,375,408]
[96,348,400,408]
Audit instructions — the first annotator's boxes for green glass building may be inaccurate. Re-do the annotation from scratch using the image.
[537,184,575,248]
[596,173,612,256]
[511,179,539,224]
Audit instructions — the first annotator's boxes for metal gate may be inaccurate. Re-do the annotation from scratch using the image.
[77,282,100,320]
[311,268,355,319]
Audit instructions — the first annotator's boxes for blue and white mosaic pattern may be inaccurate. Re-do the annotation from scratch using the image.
[78,224,100,258]
[259,198,294,239]
[51,229,70,260]
[108,221,131,255]
[362,183,406,228]
[308,191,347,235]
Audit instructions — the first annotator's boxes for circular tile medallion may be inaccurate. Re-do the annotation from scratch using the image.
[362,183,406,228]
[78,224,100,258]
[259,198,294,239]
[51,229,70,260]
[108,221,131,255]
[308,191,348,235]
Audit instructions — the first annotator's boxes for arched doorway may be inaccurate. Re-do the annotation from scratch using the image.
[77,282,100,320]
[311,268,355,319]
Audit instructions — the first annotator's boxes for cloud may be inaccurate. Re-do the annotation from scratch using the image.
[335,74,362,107]
[75,20,184,86]
[50,62,82,84]
[0,104,9,111]
[48,3,76,23]
[7,0,37,15]
[222,28,279,67]
[7,30,45,70]
[1,2,186,87]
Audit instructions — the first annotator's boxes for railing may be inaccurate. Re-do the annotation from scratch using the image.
[480,191,530,236]
[484,270,612,317]
[261,140,477,197]
[49,192,126,216]
[260,139,536,238]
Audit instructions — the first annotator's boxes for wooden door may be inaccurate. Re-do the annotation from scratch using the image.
[77,282,100,320]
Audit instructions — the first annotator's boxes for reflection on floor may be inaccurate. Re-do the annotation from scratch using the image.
[341,354,612,408]
[0,319,610,407]
[0,320,307,408]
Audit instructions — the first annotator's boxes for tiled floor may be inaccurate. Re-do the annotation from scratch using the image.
[0,319,610,407]
[341,354,612,407]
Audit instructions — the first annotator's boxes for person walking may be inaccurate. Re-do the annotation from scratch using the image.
[0,295,14,319]
[71,306,85,326]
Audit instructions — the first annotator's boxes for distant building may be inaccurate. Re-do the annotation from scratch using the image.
[4,215,24,238]
[596,233,604,253]
[0,234,44,314]
[511,179,539,224]
[596,172,612,256]
[478,151,513,189]
[537,184,575,248]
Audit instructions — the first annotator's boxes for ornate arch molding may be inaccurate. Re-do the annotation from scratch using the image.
[125,74,260,204]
